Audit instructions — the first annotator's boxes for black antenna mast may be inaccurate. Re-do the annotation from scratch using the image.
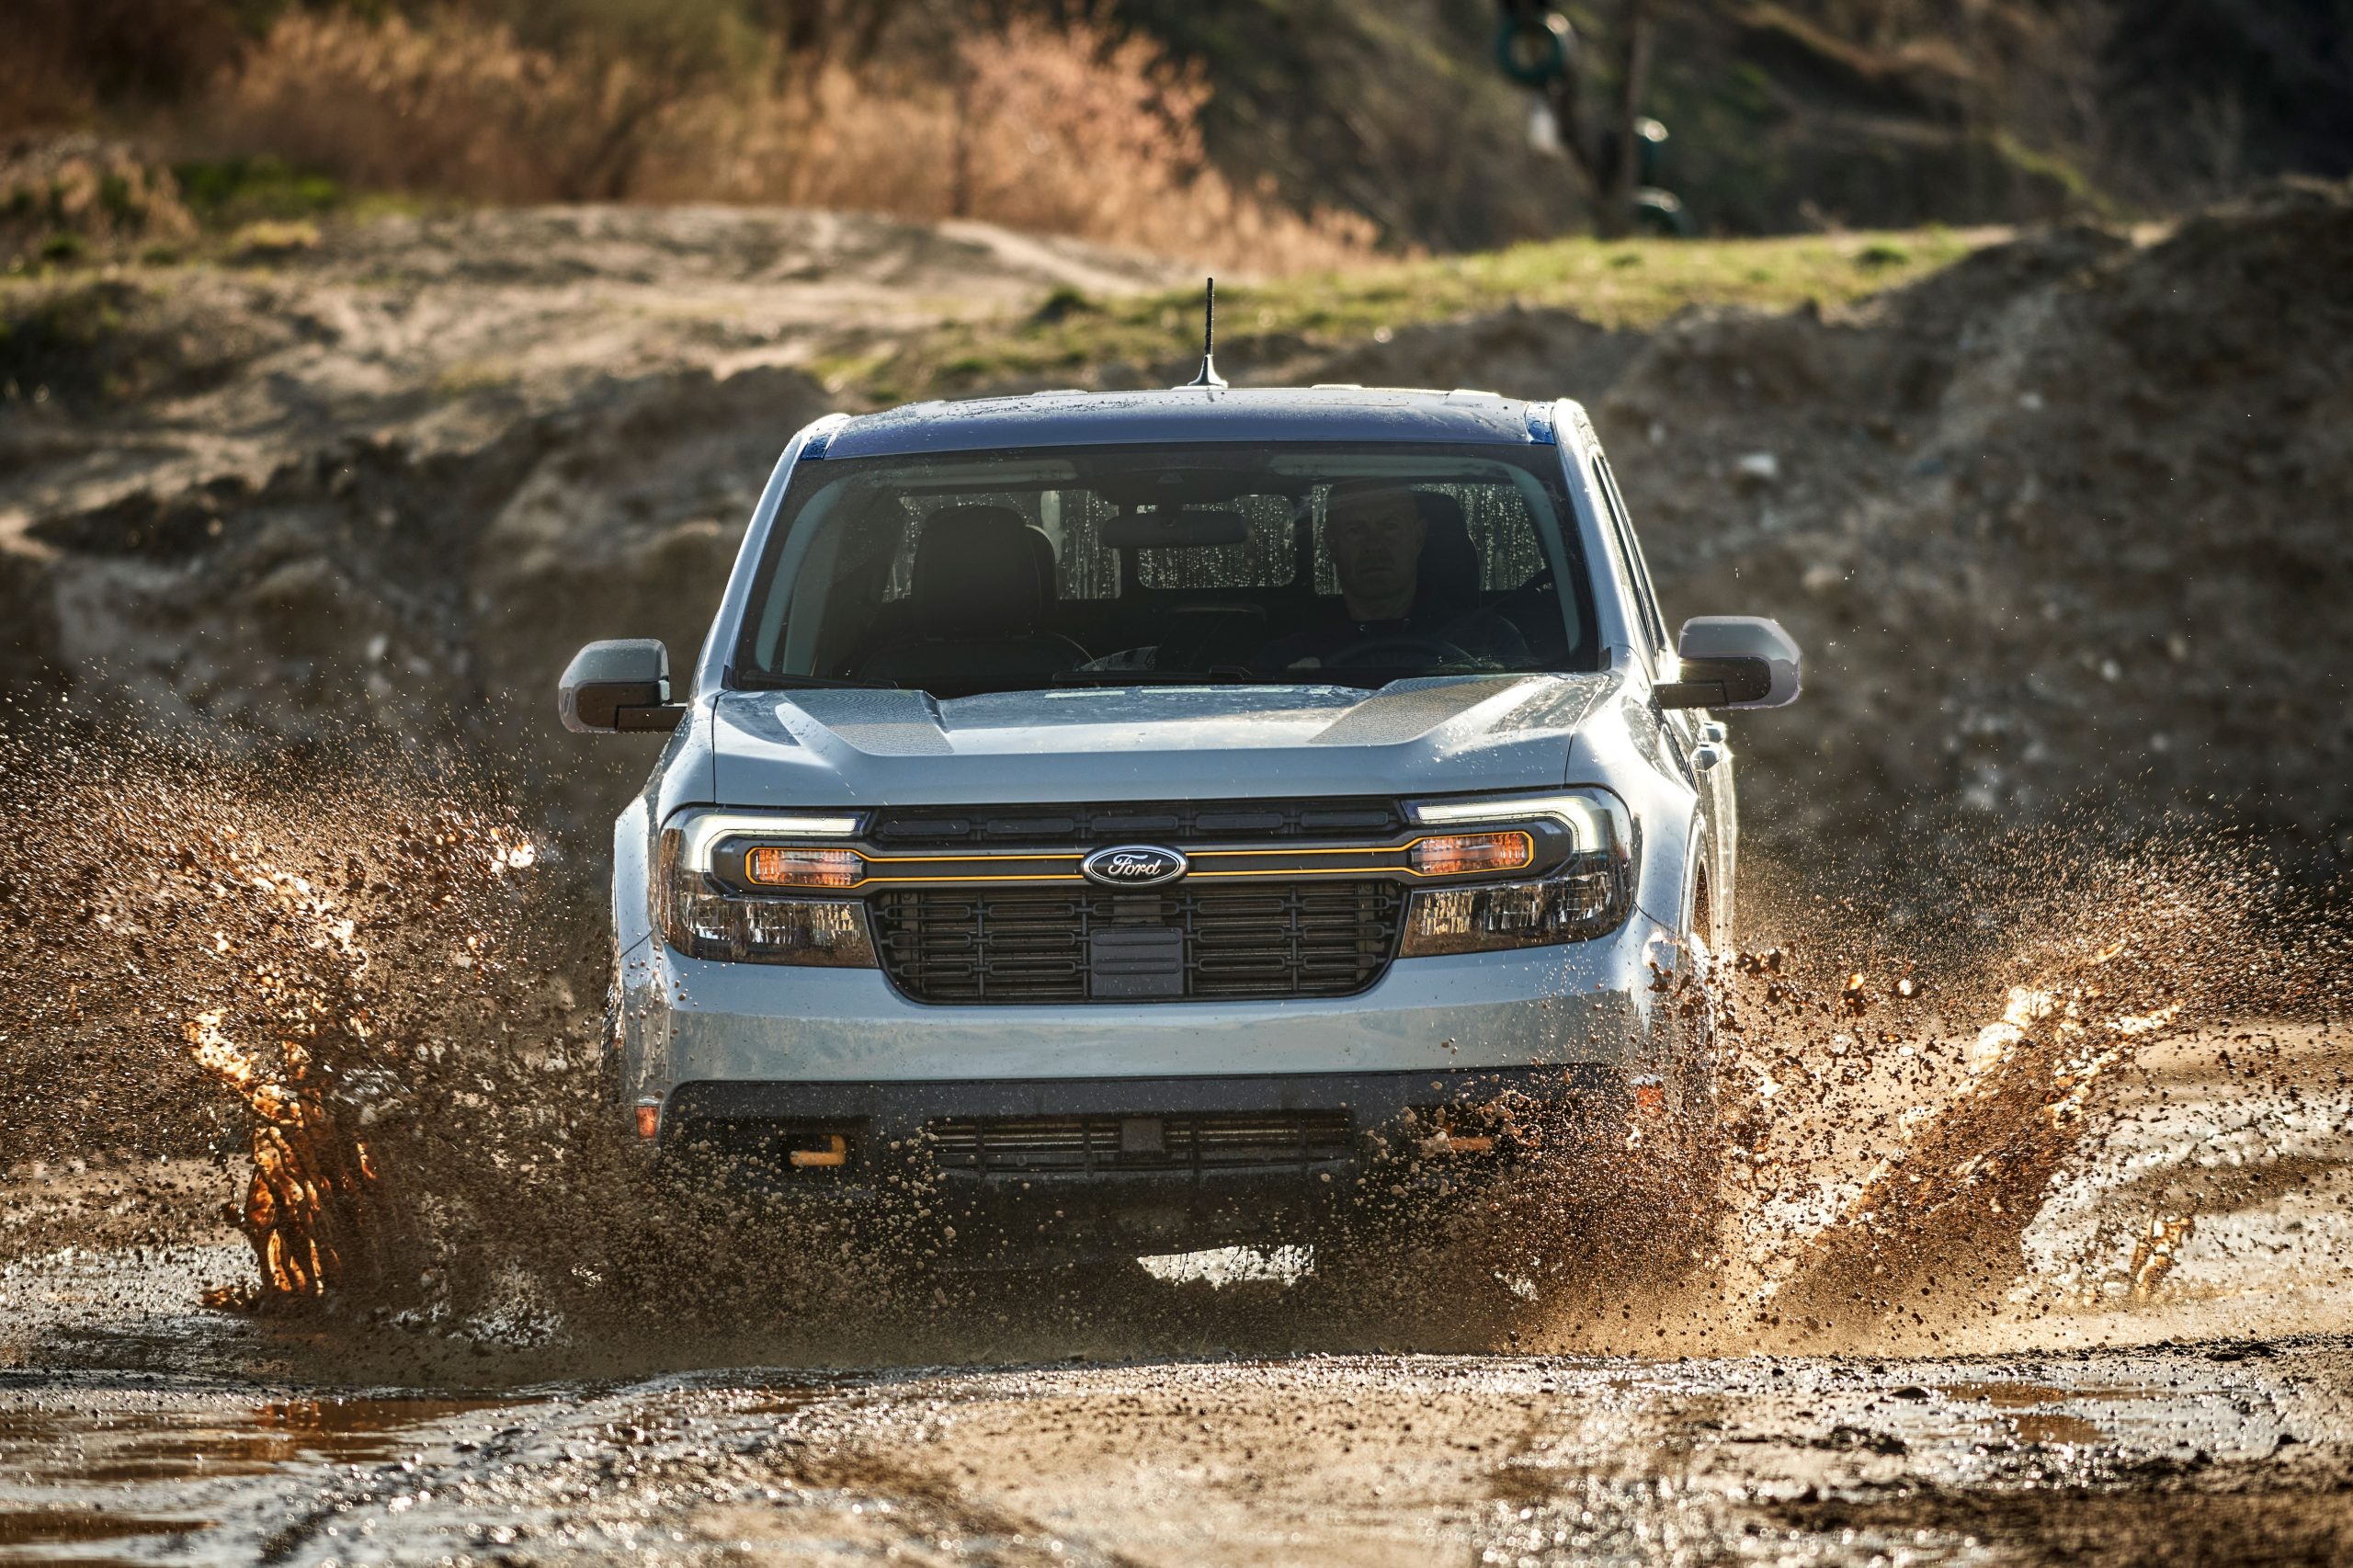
[1182,276,1226,389]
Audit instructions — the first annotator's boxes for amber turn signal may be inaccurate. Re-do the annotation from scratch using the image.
[633,1101,661,1140]
[745,846,864,888]
[789,1134,849,1169]
[1409,831,1534,878]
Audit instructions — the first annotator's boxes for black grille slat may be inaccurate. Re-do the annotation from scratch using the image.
[871,881,1404,1005]
[929,1111,1354,1173]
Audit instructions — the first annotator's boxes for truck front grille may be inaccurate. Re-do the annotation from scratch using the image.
[927,1111,1355,1173]
[870,881,1405,1005]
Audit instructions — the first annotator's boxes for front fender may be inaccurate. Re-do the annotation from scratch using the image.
[613,793,654,963]
[1566,687,1701,946]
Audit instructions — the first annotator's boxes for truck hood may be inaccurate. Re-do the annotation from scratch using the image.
[705,675,1617,807]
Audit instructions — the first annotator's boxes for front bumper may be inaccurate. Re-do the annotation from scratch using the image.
[620,915,1675,1088]
[661,1064,1631,1259]
[619,916,1682,1257]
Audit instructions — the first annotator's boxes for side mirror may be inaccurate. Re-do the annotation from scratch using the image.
[559,640,686,733]
[1655,617,1802,710]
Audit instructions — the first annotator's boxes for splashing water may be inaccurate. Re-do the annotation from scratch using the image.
[0,721,967,1358]
[0,718,2344,1363]
[1646,845,2351,1355]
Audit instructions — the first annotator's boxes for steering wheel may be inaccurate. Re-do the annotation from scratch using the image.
[1326,635,1480,670]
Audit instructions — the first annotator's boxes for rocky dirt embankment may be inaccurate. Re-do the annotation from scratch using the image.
[0,207,1177,848]
[3,185,2347,898]
[1324,179,2353,898]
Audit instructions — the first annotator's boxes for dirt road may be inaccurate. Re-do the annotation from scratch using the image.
[5,1023,2347,1565]
[3,1338,2346,1565]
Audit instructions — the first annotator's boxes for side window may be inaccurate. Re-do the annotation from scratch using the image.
[1590,452,1670,658]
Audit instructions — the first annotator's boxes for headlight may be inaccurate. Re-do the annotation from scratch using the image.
[1397,790,1634,955]
[658,810,878,967]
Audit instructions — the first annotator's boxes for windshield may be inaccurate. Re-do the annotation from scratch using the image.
[732,440,1599,696]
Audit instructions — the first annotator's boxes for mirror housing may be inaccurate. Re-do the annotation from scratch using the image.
[560,640,686,733]
[1655,617,1802,710]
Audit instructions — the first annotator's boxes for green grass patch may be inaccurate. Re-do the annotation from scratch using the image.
[165,157,425,248]
[859,226,1991,405]
[172,157,347,228]
[228,219,323,259]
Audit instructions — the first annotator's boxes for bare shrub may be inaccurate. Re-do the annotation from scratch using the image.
[944,14,1379,272]
[188,6,1376,272]
[4,0,254,138]
[0,135,199,267]
[194,11,716,204]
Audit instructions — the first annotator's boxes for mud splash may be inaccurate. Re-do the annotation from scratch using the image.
[1371,841,2347,1358]
[0,718,2344,1365]
[0,720,954,1358]
[0,722,612,1324]
[1652,845,2345,1355]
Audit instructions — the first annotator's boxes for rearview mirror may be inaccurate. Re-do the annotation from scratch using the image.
[559,639,686,733]
[1101,506,1252,551]
[1655,617,1802,710]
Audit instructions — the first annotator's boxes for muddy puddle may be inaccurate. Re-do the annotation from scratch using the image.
[0,1341,2340,1565]
[0,1387,566,1562]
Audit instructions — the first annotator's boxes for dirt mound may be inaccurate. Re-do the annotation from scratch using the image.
[3,362,830,844]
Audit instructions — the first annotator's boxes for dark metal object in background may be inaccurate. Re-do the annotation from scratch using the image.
[1494,0,1688,237]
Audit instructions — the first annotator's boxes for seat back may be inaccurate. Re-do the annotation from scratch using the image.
[852,504,1088,686]
[1412,491,1483,619]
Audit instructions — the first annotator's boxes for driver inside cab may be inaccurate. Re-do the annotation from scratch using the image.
[1256,481,1531,672]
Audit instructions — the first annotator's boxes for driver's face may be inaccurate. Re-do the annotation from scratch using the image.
[1325,492,1426,615]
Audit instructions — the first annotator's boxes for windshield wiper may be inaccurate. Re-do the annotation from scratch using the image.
[732,672,898,691]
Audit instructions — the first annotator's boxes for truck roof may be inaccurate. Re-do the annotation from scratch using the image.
[814,385,1563,460]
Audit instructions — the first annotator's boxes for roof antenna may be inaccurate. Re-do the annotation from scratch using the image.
[1182,276,1226,389]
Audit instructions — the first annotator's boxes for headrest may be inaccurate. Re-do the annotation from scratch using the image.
[1019,522,1058,597]
[1413,490,1483,612]
[913,505,1044,636]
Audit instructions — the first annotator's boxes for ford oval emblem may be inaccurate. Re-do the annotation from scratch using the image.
[1081,845,1188,887]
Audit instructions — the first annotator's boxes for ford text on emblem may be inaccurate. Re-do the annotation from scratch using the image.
[1081,845,1188,887]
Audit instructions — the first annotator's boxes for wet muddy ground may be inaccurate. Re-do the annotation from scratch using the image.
[4,1025,2347,1566]
[4,1339,2348,1566]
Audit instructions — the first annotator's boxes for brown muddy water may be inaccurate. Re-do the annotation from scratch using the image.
[1,730,2349,1564]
